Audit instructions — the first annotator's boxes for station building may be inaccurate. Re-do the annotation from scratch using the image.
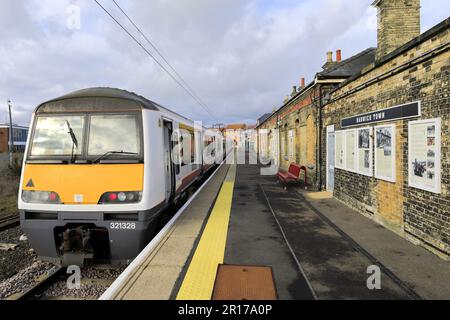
[321,1,450,258]
[257,0,450,258]
[257,49,376,186]
[0,124,29,153]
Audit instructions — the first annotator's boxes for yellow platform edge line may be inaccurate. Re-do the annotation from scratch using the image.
[176,164,237,300]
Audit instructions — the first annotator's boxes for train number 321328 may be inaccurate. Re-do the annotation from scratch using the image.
[110,222,136,230]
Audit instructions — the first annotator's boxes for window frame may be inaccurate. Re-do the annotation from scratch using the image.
[27,114,87,160]
[27,112,144,163]
[85,112,144,161]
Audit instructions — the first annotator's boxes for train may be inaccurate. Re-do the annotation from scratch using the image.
[18,87,232,266]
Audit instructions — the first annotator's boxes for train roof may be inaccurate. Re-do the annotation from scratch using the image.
[35,87,196,125]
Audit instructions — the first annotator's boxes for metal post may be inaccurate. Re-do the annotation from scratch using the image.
[8,99,13,167]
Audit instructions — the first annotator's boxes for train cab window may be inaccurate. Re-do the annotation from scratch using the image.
[88,114,141,156]
[30,116,84,156]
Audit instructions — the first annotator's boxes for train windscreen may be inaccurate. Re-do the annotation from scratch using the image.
[28,113,143,161]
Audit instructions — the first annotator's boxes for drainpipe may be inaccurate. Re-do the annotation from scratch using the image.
[318,85,323,191]
[277,112,281,167]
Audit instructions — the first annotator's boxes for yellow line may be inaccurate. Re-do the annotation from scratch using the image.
[176,164,237,300]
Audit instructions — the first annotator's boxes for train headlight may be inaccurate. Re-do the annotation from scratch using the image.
[99,191,142,204]
[22,191,61,204]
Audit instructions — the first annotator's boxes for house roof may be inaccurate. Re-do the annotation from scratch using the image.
[226,123,247,130]
[0,124,29,130]
[317,48,376,79]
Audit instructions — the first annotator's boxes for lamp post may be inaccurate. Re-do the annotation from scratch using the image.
[8,99,13,167]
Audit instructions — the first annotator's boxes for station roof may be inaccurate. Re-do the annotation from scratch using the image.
[317,48,376,79]
[257,113,272,125]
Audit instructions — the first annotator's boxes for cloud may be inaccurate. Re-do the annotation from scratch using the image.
[0,0,448,126]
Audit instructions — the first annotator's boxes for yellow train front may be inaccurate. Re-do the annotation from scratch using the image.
[18,88,215,266]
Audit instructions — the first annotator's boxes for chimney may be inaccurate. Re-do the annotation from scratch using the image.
[300,77,305,89]
[336,49,342,62]
[326,51,333,63]
[322,51,336,70]
[291,86,297,97]
[372,0,420,61]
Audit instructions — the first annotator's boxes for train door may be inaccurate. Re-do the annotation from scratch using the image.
[163,121,176,201]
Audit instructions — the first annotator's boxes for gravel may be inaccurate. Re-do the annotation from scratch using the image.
[0,260,58,299]
[0,226,37,282]
[40,267,124,300]
[0,226,124,300]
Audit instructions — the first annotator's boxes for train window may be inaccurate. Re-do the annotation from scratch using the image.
[88,114,140,155]
[30,116,85,156]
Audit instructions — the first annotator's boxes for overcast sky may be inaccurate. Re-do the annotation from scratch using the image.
[0,0,448,127]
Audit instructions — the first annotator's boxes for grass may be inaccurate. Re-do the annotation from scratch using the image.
[0,154,22,218]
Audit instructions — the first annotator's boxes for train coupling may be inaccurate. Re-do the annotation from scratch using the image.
[59,227,96,267]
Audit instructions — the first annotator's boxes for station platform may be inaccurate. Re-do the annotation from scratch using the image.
[101,155,450,300]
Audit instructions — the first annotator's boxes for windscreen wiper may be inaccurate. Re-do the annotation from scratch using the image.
[93,151,138,164]
[65,120,78,163]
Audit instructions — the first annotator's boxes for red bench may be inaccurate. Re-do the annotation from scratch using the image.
[277,163,307,187]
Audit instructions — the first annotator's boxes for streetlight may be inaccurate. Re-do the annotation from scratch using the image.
[8,99,13,167]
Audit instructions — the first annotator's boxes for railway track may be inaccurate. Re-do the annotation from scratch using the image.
[7,267,65,300]
[0,214,20,232]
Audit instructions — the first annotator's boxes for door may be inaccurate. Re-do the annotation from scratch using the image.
[327,129,335,191]
[163,121,175,201]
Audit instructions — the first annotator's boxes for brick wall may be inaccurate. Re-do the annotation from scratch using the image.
[0,128,9,153]
[322,23,450,256]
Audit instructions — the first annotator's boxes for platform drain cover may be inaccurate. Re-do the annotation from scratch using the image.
[212,264,277,300]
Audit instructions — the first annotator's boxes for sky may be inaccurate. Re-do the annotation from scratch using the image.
[0,0,448,127]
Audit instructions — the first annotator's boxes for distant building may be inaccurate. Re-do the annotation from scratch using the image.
[0,124,29,153]
[224,124,248,147]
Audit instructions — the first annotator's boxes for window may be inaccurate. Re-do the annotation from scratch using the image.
[179,128,195,166]
[31,116,85,156]
[288,129,294,160]
[88,114,140,156]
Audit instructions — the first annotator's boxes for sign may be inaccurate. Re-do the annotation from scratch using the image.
[374,124,396,182]
[408,118,441,194]
[345,130,356,172]
[341,101,421,128]
[357,127,373,177]
[335,131,344,169]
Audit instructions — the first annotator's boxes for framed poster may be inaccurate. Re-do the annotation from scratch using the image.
[335,130,345,169]
[345,129,357,172]
[408,118,441,194]
[375,124,396,182]
[357,127,373,177]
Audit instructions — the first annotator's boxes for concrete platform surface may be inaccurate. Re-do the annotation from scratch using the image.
[112,164,230,300]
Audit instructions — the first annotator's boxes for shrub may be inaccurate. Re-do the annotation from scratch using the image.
[9,153,23,176]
